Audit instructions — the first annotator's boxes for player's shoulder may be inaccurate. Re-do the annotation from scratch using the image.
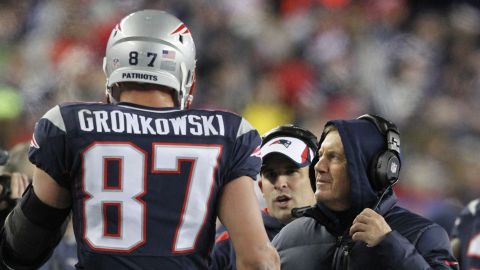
[461,198,480,218]
[57,101,111,111]
[187,108,242,120]
[35,102,108,132]
[187,108,256,136]
[452,199,480,238]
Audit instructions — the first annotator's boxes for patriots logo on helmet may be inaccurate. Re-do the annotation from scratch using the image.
[268,139,292,148]
[112,58,120,68]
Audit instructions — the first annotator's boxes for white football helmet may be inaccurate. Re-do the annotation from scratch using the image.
[103,10,196,109]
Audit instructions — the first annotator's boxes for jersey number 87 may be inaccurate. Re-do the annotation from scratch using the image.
[82,142,221,253]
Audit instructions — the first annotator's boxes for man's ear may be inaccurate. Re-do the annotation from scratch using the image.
[258,180,263,192]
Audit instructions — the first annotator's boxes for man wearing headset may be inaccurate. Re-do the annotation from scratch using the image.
[210,125,318,270]
[272,114,459,269]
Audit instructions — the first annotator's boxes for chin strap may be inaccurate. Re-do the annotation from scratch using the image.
[180,63,196,110]
[105,93,112,104]
[184,78,196,109]
[105,83,119,104]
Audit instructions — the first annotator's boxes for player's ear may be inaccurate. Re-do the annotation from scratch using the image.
[258,180,263,191]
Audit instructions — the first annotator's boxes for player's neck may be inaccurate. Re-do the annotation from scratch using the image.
[119,89,175,108]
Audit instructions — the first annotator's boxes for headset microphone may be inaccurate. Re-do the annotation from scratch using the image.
[291,205,315,218]
[372,186,392,212]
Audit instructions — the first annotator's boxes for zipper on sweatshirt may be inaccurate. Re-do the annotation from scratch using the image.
[342,244,351,270]
[332,235,352,270]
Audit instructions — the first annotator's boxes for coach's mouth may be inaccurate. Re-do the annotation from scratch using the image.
[274,195,292,208]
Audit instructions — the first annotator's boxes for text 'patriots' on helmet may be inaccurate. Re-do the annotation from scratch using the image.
[103,10,196,109]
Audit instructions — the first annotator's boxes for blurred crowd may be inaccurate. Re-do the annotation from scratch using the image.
[0,0,479,227]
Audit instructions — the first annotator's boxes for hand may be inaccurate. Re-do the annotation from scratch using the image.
[349,208,392,247]
[0,172,30,210]
[9,172,30,199]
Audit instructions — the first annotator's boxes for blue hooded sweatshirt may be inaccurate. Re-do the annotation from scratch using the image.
[273,118,459,270]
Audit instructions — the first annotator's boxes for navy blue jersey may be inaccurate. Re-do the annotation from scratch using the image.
[451,199,480,270]
[28,102,262,270]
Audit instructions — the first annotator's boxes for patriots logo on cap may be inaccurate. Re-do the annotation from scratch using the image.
[268,139,292,148]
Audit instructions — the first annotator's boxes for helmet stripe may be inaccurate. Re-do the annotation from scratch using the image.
[171,24,190,35]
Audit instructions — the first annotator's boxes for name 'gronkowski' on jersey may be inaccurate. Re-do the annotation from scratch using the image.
[451,199,480,270]
[28,102,262,270]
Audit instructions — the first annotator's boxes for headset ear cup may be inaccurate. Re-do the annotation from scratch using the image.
[369,152,382,191]
[371,151,400,191]
[359,114,402,192]
[384,153,401,186]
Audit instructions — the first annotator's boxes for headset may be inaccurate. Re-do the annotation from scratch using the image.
[357,114,401,192]
[261,124,319,151]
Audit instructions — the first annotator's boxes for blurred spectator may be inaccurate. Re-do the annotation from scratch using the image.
[0,86,23,148]
[1,142,34,177]
[242,74,295,134]
[0,143,30,225]
[0,142,77,270]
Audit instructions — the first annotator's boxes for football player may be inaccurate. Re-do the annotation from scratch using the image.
[451,198,480,270]
[0,10,279,270]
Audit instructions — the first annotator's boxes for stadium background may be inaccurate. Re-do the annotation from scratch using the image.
[0,0,479,227]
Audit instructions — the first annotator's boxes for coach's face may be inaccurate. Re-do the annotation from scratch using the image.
[314,129,350,211]
[260,154,315,224]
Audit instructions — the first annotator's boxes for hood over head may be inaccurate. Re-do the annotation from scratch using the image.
[311,117,398,235]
